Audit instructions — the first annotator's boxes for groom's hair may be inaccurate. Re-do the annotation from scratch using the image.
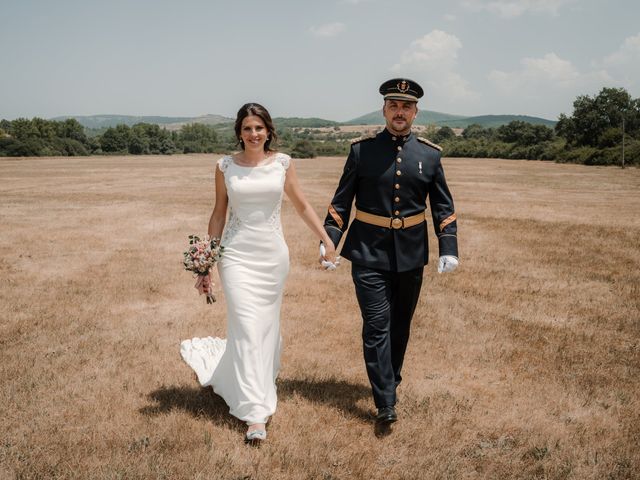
[234,103,278,152]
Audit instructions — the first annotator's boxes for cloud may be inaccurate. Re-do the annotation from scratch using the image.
[598,33,640,71]
[489,52,613,93]
[488,52,613,116]
[598,33,640,86]
[462,0,577,18]
[391,30,477,104]
[489,53,580,92]
[444,14,457,21]
[309,22,346,38]
[393,30,462,71]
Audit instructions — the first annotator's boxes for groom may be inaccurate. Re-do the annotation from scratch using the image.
[323,78,459,427]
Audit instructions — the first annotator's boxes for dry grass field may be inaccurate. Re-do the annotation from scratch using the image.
[1,154,639,479]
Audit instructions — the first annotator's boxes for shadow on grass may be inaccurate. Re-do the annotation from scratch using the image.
[139,376,372,428]
[139,385,244,432]
[278,376,372,422]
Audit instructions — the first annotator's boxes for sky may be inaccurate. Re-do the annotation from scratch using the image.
[1,0,639,122]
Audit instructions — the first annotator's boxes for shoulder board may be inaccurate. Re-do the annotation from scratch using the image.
[417,137,443,151]
[351,133,377,144]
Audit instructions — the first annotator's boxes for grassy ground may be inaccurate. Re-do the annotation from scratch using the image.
[1,154,638,479]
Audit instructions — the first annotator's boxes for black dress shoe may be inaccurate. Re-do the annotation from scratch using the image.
[376,406,398,424]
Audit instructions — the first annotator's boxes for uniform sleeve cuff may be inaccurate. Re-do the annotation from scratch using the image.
[325,225,343,247]
[438,235,458,258]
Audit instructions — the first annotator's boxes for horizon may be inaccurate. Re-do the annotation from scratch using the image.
[35,109,557,124]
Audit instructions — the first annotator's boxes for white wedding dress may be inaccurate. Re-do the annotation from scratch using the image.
[180,153,290,425]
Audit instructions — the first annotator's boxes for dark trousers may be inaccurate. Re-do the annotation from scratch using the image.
[351,263,424,408]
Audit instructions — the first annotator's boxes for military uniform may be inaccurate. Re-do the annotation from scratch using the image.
[323,78,458,410]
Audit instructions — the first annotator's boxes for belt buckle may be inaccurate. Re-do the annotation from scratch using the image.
[391,217,403,229]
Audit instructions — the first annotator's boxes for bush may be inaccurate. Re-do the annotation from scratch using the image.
[54,138,89,156]
[556,146,599,164]
[291,140,316,159]
[432,126,455,144]
[100,125,130,153]
[598,127,623,148]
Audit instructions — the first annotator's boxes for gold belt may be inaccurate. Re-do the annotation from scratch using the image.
[355,209,426,230]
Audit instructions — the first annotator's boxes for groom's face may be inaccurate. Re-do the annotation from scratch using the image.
[383,99,418,135]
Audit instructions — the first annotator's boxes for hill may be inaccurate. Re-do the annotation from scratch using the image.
[346,110,555,128]
[52,114,233,129]
[50,112,556,131]
[437,114,556,128]
[346,110,466,126]
[273,117,340,128]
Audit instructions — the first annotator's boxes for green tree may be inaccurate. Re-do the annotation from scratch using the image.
[100,124,131,153]
[9,118,40,140]
[462,124,492,140]
[556,87,640,147]
[178,123,218,153]
[291,140,316,158]
[497,121,553,146]
[432,126,455,144]
[57,119,88,144]
[129,131,150,154]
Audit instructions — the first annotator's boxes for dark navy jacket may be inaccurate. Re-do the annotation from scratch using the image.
[323,128,458,272]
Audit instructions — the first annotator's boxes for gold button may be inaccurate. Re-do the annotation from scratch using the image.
[394,210,400,215]
[396,158,402,163]
[395,183,400,189]
[394,197,400,202]
[396,170,401,176]
[397,146,402,151]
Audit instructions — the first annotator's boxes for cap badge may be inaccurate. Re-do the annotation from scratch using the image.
[397,80,409,93]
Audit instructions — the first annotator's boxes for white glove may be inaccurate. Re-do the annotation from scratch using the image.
[319,243,341,271]
[438,255,459,273]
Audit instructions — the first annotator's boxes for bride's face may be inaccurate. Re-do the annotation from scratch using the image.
[240,115,269,151]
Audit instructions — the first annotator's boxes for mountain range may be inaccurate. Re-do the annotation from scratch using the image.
[346,110,556,128]
[52,111,556,130]
[51,114,233,130]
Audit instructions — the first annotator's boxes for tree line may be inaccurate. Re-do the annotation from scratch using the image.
[0,119,229,156]
[434,87,639,166]
[1,87,638,165]
[0,117,346,159]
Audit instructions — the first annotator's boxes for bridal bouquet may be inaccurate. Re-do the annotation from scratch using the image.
[183,235,224,304]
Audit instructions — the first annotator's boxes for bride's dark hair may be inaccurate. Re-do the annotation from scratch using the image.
[234,103,278,152]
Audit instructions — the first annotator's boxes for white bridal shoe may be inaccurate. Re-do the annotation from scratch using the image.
[245,429,267,445]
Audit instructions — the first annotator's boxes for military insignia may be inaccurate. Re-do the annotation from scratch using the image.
[417,137,443,151]
[418,161,422,174]
[351,133,377,144]
[397,80,409,93]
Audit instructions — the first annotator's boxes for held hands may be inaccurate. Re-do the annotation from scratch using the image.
[319,242,340,271]
[438,255,459,273]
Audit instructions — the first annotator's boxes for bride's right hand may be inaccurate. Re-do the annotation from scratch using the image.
[319,241,338,268]
[322,241,337,264]
[194,273,212,295]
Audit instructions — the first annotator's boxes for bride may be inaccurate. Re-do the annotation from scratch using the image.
[180,103,337,444]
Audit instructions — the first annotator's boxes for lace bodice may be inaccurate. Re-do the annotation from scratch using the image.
[218,153,290,245]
